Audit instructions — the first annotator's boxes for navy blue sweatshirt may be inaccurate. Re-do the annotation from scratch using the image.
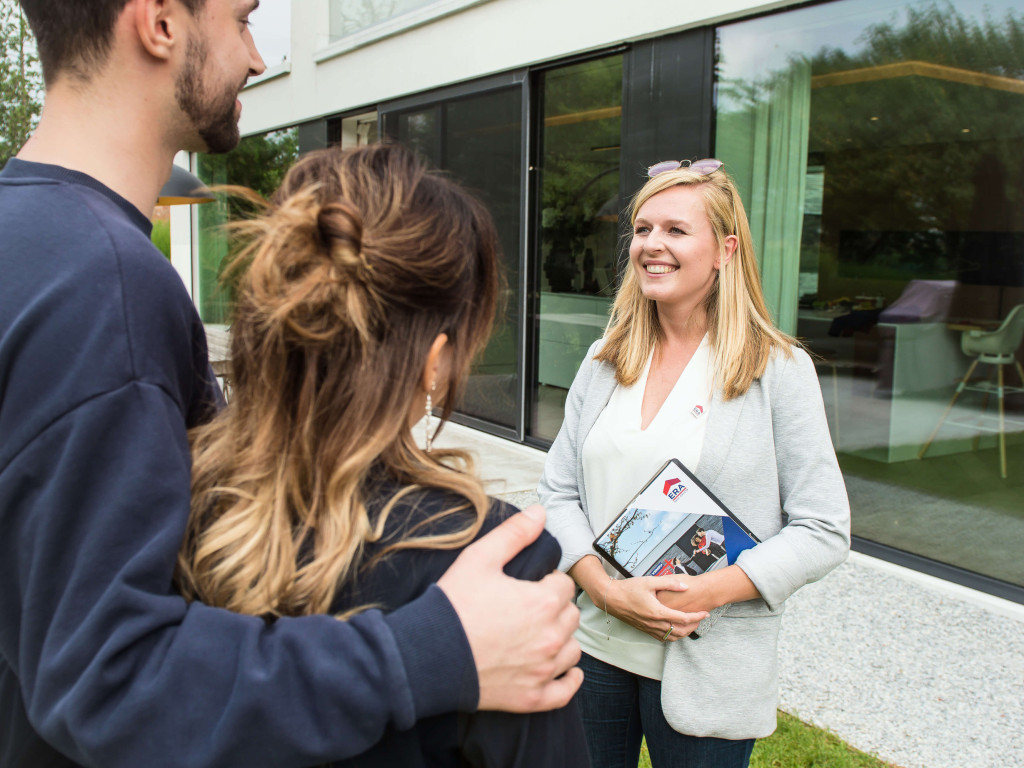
[0,159,476,767]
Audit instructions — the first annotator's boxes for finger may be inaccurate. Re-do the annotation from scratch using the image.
[532,666,585,712]
[634,574,690,592]
[653,577,692,593]
[660,608,709,626]
[661,620,693,643]
[536,569,577,605]
[549,625,582,678]
[460,506,546,568]
[551,591,581,634]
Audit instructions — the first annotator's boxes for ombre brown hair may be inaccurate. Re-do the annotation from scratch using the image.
[176,144,500,618]
[597,164,796,400]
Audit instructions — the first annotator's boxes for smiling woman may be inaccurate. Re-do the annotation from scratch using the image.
[539,160,850,768]
[629,184,732,323]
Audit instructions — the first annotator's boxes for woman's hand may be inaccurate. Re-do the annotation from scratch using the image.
[603,575,708,641]
[570,555,707,643]
[659,564,761,616]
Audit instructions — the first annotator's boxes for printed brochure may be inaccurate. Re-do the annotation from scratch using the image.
[592,458,760,637]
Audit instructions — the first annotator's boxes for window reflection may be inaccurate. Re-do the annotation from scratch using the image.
[329,0,439,40]
[717,0,1024,587]
[195,128,300,324]
[531,56,623,441]
[389,88,523,431]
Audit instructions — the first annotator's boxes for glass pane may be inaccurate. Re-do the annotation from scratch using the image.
[392,87,524,430]
[397,108,440,165]
[531,56,623,441]
[329,0,438,40]
[717,0,1024,588]
[195,127,300,324]
[446,91,523,429]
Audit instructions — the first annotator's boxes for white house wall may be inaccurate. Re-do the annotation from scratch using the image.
[238,0,794,136]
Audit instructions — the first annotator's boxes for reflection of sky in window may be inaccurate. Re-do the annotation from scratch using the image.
[717,0,1024,94]
[249,0,291,66]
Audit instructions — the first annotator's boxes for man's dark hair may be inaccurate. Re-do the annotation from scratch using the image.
[20,0,205,86]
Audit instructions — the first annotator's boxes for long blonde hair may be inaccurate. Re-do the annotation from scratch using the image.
[176,145,501,618]
[597,164,795,399]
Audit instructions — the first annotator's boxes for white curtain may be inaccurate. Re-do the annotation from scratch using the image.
[718,58,811,335]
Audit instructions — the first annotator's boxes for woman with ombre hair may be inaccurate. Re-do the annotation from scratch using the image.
[540,159,850,767]
[177,144,588,768]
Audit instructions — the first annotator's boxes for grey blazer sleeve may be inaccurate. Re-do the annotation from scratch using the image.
[733,348,851,610]
[538,340,604,572]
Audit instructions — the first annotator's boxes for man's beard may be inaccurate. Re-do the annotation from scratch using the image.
[175,36,243,154]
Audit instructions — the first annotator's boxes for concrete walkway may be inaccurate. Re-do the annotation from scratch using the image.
[432,421,1024,768]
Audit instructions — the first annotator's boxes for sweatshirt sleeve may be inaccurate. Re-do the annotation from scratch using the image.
[733,349,852,611]
[0,381,475,768]
[537,340,605,572]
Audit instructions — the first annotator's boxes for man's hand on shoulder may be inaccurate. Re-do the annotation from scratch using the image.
[437,505,582,712]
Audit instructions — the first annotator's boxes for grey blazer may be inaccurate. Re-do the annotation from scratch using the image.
[538,339,851,739]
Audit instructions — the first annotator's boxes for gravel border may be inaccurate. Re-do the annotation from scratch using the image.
[778,557,1024,768]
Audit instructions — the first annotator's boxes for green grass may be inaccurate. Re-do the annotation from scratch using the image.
[637,711,897,768]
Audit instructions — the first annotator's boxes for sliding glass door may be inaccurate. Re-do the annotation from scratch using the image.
[529,55,624,441]
[384,81,524,434]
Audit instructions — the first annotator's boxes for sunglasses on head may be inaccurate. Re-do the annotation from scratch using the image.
[647,158,724,178]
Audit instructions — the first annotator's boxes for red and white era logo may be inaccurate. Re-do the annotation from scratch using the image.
[662,478,687,500]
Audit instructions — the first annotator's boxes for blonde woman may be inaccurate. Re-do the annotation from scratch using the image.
[177,145,588,768]
[539,159,850,767]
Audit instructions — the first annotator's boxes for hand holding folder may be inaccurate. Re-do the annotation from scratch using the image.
[592,459,760,637]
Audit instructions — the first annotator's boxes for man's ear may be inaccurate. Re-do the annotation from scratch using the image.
[132,0,177,61]
[421,333,449,393]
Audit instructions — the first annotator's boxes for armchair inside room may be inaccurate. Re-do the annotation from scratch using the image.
[918,304,1024,478]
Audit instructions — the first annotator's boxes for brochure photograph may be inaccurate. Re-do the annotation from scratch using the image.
[593,459,759,579]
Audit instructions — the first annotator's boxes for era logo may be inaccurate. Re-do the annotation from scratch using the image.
[662,478,687,500]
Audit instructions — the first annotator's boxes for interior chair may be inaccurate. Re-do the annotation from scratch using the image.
[918,304,1024,478]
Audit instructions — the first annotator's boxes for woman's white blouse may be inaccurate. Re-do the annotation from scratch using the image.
[577,335,713,680]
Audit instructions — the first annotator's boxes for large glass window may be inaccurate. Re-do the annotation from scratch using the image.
[330,0,434,38]
[387,86,523,432]
[530,55,624,441]
[328,0,483,42]
[717,0,1024,590]
[195,127,299,324]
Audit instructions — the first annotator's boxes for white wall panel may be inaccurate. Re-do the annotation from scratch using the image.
[238,0,793,134]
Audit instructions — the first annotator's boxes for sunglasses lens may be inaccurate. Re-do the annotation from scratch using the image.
[647,160,682,177]
[689,159,724,175]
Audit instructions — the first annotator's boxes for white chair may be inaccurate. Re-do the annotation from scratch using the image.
[918,304,1024,477]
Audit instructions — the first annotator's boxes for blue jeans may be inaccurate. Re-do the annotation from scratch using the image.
[576,653,756,768]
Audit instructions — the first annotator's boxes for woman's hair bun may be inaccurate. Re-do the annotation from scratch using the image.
[316,199,372,284]
[229,144,499,389]
[238,185,379,348]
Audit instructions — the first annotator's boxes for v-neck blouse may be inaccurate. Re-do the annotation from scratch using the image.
[575,335,713,679]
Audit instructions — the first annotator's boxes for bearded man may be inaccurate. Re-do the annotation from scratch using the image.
[0,2,581,766]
